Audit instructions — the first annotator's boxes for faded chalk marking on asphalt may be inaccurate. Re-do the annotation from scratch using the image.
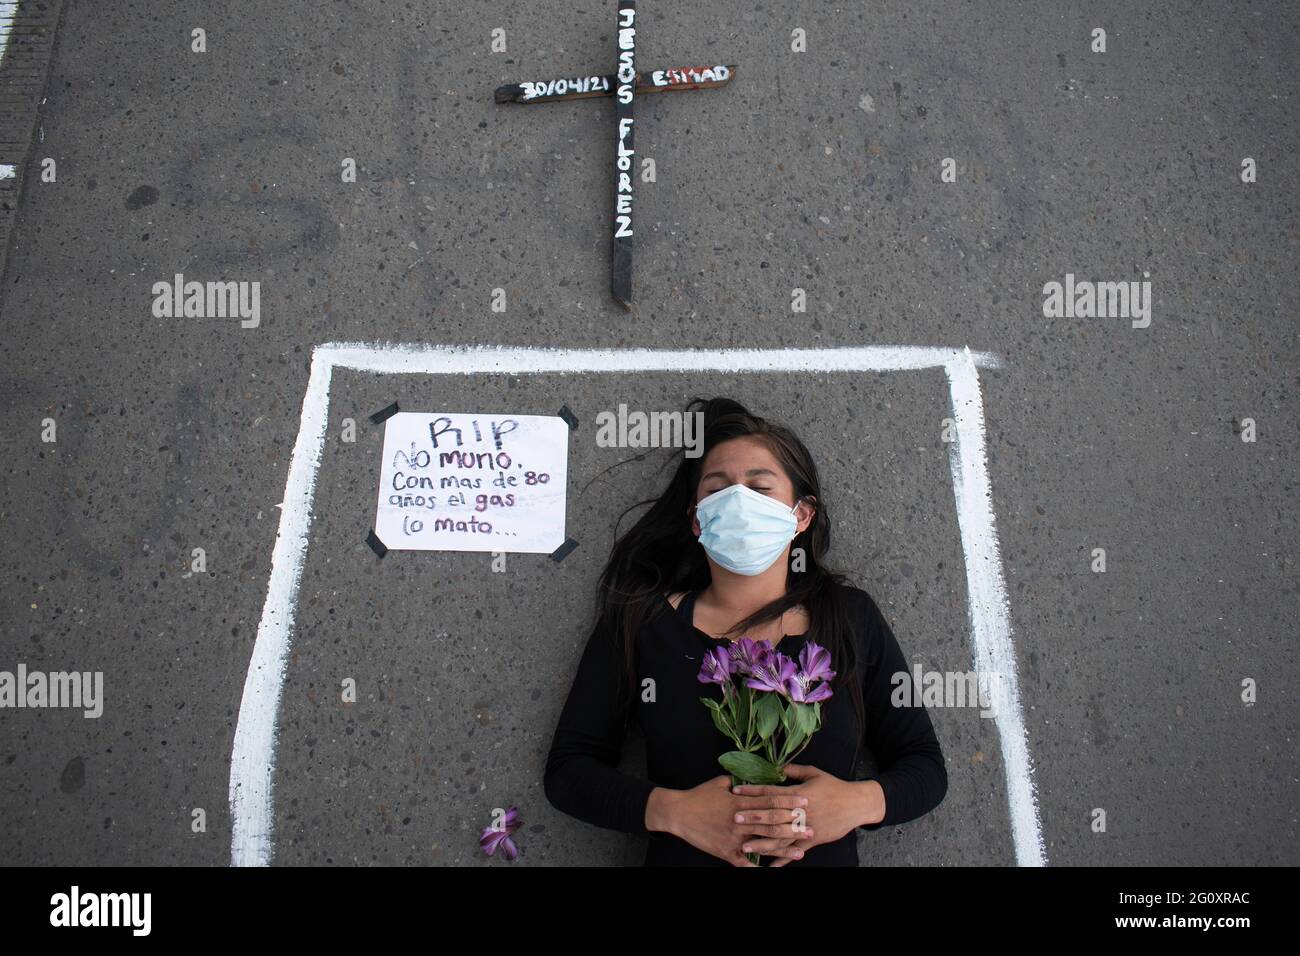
[228,343,1046,869]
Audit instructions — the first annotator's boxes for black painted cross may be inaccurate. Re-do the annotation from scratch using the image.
[494,0,736,310]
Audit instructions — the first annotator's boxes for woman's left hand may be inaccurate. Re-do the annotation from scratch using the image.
[732,763,883,866]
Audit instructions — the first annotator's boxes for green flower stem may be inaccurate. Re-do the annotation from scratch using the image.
[730,772,762,867]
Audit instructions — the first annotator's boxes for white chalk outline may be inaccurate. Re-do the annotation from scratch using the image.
[0,2,16,65]
[228,343,1046,867]
[1,1,21,179]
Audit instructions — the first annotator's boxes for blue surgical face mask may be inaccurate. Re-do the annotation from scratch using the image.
[693,483,801,576]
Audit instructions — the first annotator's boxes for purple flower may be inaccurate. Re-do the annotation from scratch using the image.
[728,636,773,677]
[697,645,732,686]
[746,649,799,697]
[479,805,521,861]
[785,673,834,703]
[799,643,836,683]
[785,642,836,703]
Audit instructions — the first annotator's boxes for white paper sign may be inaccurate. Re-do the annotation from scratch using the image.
[374,411,569,553]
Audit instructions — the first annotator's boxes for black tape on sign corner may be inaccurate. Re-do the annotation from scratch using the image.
[549,537,579,562]
[556,404,578,430]
[365,529,388,559]
[369,401,400,425]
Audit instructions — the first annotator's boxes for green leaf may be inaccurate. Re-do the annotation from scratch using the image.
[718,750,786,784]
[754,693,782,739]
[733,686,750,738]
[793,701,818,738]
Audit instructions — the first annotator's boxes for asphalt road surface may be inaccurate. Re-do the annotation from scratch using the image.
[0,0,1295,866]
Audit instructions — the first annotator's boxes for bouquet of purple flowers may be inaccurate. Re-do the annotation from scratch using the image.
[697,636,836,863]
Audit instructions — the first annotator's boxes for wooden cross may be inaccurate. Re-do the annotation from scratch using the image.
[494,1,736,310]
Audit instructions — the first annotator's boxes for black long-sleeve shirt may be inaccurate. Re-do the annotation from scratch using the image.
[544,581,948,865]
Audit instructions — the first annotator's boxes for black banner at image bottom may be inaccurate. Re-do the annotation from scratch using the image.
[2,865,1277,939]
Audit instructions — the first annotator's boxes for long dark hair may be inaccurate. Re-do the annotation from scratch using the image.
[589,396,866,749]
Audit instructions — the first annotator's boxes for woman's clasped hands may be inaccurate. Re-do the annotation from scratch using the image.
[670,764,880,867]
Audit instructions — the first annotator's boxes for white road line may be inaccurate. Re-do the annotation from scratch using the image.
[945,348,1046,867]
[320,342,1002,375]
[229,342,1045,868]
[0,2,16,66]
[229,349,333,867]
[2,1,22,178]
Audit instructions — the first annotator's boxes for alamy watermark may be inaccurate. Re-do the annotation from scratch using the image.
[151,273,260,328]
[594,404,705,457]
[1,664,103,718]
[891,665,1003,718]
[50,886,150,935]
[1042,272,1151,328]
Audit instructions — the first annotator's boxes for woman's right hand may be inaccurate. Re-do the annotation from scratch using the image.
[656,776,813,866]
